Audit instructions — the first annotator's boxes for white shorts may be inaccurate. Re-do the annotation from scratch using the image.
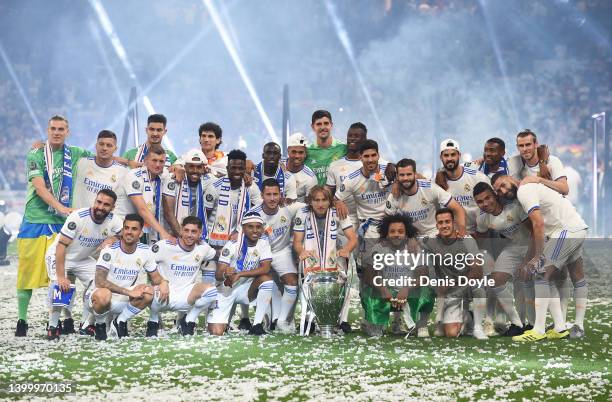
[271,249,297,277]
[152,283,196,313]
[207,279,253,324]
[493,246,528,276]
[45,255,96,285]
[543,229,586,269]
[202,260,217,284]
[442,296,465,324]
[88,286,135,315]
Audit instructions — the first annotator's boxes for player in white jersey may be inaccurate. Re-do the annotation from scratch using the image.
[385,159,466,237]
[493,174,588,340]
[253,142,297,202]
[72,130,128,209]
[162,148,214,238]
[285,133,318,203]
[90,214,162,340]
[434,138,490,234]
[45,189,123,340]
[473,182,532,337]
[507,129,568,195]
[208,212,274,336]
[250,178,305,332]
[114,144,174,242]
[326,122,368,230]
[146,216,217,337]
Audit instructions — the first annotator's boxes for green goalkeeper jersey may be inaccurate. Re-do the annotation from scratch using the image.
[305,138,347,185]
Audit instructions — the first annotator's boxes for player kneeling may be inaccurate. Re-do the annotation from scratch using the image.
[147,216,217,337]
[207,212,273,336]
[90,214,161,340]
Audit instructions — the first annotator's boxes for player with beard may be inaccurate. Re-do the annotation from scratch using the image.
[305,110,348,185]
[147,216,217,337]
[420,209,488,340]
[326,122,368,230]
[473,182,532,336]
[492,174,588,340]
[44,189,123,340]
[285,133,317,203]
[250,179,305,332]
[208,212,274,336]
[253,142,297,203]
[90,214,163,340]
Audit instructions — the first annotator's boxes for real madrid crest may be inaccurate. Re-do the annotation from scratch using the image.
[280,216,287,224]
[464,183,471,192]
[111,174,117,183]
[136,258,142,267]
[506,214,514,223]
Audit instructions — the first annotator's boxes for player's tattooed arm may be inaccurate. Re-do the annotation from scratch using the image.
[55,234,74,292]
[95,267,131,297]
[148,270,169,303]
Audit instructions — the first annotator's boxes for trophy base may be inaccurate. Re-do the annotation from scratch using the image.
[319,324,334,338]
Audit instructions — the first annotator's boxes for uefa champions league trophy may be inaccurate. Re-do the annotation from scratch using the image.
[304,270,346,338]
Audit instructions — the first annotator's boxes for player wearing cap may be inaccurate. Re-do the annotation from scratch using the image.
[493,174,588,340]
[162,148,214,239]
[253,142,298,202]
[207,211,274,336]
[305,110,347,185]
[285,133,317,203]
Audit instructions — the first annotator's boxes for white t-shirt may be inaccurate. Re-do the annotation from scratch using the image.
[517,183,587,236]
[114,168,174,219]
[249,202,305,252]
[47,208,123,264]
[476,201,530,246]
[336,162,390,222]
[445,166,490,233]
[289,165,318,203]
[219,237,272,272]
[73,157,128,209]
[204,178,263,236]
[152,239,216,290]
[508,154,566,181]
[95,241,157,289]
[385,179,453,236]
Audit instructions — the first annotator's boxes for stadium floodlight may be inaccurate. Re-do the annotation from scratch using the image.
[201,0,279,143]
[323,0,395,160]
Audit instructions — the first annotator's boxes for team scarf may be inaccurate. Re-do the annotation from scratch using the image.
[254,162,286,196]
[134,143,148,163]
[209,177,250,247]
[479,157,509,177]
[303,208,338,272]
[174,178,207,240]
[43,142,73,214]
[138,166,161,234]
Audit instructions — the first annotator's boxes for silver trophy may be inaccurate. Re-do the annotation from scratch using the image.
[304,270,346,338]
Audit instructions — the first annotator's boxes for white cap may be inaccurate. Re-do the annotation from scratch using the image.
[287,132,309,148]
[440,138,460,153]
[241,211,264,225]
[182,148,207,165]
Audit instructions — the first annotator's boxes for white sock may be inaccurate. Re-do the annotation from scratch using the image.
[253,281,273,325]
[514,280,526,324]
[557,276,570,322]
[94,310,109,325]
[271,282,282,322]
[240,304,249,320]
[472,287,486,330]
[279,285,297,323]
[186,287,218,324]
[534,278,550,334]
[149,299,162,323]
[485,288,496,322]
[435,296,445,323]
[548,282,566,332]
[573,279,588,329]
[117,303,142,323]
[50,308,61,327]
[493,284,523,327]
[339,287,351,323]
[524,281,535,325]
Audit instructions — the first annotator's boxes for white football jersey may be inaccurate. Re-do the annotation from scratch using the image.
[385,179,452,236]
[95,241,157,289]
[152,239,216,289]
[293,206,354,240]
[250,202,305,252]
[289,166,318,203]
[73,157,128,209]
[336,162,390,222]
[204,178,262,235]
[476,201,530,246]
[114,168,174,219]
[47,208,123,264]
[508,154,566,181]
[444,166,490,233]
[253,168,298,200]
[219,237,272,272]
[326,157,362,216]
[517,183,587,236]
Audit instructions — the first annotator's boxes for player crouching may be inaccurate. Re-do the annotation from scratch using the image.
[90,214,161,340]
[147,216,218,337]
[207,212,274,336]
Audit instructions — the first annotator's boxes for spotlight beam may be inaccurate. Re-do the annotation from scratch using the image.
[202,0,278,143]
[323,0,395,160]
